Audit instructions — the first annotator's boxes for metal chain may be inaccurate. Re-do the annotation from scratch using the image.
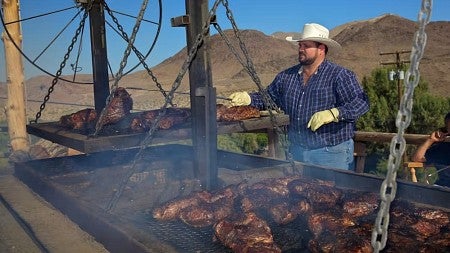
[31,3,92,123]
[216,0,295,169]
[102,3,172,106]
[94,0,149,135]
[371,1,432,252]
[106,0,223,212]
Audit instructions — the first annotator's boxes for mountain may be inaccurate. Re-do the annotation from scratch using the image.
[125,14,450,100]
[1,14,449,122]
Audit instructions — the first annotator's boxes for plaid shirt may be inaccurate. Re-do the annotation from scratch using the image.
[250,60,369,149]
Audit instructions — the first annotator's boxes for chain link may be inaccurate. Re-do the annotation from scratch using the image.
[106,0,223,212]
[103,2,172,106]
[215,0,295,169]
[31,3,92,123]
[371,1,432,252]
[93,0,149,135]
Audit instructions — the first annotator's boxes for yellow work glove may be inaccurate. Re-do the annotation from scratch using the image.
[307,108,339,131]
[229,91,251,106]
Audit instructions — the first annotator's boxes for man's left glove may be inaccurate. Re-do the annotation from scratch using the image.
[229,91,251,106]
[307,108,339,131]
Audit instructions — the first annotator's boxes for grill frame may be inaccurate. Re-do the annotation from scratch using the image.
[13,144,450,252]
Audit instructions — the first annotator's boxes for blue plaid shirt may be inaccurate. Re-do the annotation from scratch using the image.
[250,60,369,149]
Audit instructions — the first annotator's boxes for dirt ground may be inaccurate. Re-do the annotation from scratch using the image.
[0,166,109,253]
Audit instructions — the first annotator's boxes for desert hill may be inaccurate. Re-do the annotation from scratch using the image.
[1,14,449,122]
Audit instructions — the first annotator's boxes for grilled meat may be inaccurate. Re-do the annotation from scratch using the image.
[307,211,355,237]
[342,190,379,217]
[213,212,281,253]
[292,197,312,215]
[152,196,199,221]
[179,204,215,227]
[309,228,373,253]
[267,200,298,225]
[305,183,343,210]
[97,87,133,128]
[152,176,450,252]
[140,107,190,130]
[414,207,449,226]
[59,108,97,130]
[218,105,260,122]
[179,194,235,227]
[216,104,228,121]
[153,184,239,227]
[411,219,442,238]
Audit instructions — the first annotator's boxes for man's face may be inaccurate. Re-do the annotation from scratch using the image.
[298,41,320,65]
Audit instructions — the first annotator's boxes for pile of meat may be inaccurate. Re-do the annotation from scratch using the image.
[58,91,261,135]
[152,176,450,253]
[58,87,134,133]
[216,104,260,122]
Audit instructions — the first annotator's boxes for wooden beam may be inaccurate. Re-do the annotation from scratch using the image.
[354,131,450,145]
[2,0,30,153]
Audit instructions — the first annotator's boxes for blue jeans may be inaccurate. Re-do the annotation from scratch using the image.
[290,139,354,170]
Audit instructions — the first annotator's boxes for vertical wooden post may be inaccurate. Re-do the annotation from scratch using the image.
[2,0,30,154]
[184,0,217,190]
[88,0,110,114]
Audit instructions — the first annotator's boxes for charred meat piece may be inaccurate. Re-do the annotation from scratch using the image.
[140,107,190,130]
[129,116,146,133]
[410,219,442,238]
[384,229,422,252]
[153,184,239,227]
[309,228,373,253]
[216,104,228,121]
[179,204,215,227]
[97,87,133,128]
[152,196,199,221]
[287,178,334,198]
[249,177,298,197]
[59,108,97,130]
[307,211,355,237]
[213,212,281,253]
[218,105,260,122]
[178,186,238,227]
[426,230,450,248]
[410,206,449,238]
[266,200,298,225]
[303,182,343,210]
[414,207,449,227]
[342,190,379,217]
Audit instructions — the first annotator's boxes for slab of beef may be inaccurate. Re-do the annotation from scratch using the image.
[59,108,97,131]
[216,104,228,121]
[308,228,373,253]
[97,87,133,128]
[213,212,281,253]
[140,107,191,130]
[152,184,241,227]
[218,105,260,122]
[342,190,380,217]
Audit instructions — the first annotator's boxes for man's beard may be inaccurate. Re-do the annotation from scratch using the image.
[298,53,316,65]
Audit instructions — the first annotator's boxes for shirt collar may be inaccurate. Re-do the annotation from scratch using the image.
[297,60,328,75]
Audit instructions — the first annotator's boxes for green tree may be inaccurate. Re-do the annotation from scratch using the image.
[357,67,450,177]
[218,133,269,155]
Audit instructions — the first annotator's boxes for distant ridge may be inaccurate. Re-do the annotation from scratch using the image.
[1,14,449,121]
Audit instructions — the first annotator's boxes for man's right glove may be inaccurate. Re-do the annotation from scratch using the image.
[229,91,251,106]
[307,108,339,131]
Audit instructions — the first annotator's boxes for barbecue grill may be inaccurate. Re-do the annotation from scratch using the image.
[14,144,450,253]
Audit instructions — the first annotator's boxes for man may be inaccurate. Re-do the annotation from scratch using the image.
[229,23,369,170]
[412,112,450,187]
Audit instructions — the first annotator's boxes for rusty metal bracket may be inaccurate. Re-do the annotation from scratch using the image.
[171,15,216,27]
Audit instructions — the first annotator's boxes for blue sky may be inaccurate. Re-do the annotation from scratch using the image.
[1,0,449,82]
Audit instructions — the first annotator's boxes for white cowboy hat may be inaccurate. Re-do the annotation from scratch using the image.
[286,23,341,51]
